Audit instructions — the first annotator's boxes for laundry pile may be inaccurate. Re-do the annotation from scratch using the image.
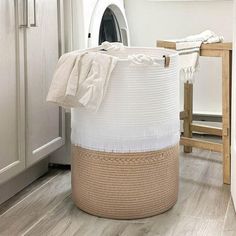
[172,30,224,82]
[46,42,124,111]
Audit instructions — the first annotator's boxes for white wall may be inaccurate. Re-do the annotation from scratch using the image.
[124,0,233,115]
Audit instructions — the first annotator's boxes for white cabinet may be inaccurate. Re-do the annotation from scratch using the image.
[0,0,65,184]
[0,0,25,183]
[25,0,64,165]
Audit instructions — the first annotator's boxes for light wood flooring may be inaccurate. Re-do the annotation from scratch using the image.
[0,146,235,236]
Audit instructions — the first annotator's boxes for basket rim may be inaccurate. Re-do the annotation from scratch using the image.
[102,46,178,62]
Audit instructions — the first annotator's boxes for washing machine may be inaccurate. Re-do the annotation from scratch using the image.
[50,0,130,164]
[64,0,130,50]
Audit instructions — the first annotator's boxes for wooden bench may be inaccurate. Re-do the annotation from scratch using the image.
[157,40,232,184]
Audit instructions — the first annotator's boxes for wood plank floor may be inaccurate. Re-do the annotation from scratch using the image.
[0,146,235,236]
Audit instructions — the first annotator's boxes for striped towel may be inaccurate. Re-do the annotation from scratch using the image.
[173,30,224,82]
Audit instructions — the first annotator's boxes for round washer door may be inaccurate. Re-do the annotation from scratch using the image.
[88,0,130,47]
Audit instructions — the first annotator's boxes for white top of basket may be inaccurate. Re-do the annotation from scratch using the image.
[47,42,179,110]
[98,42,178,62]
[71,42,180,152]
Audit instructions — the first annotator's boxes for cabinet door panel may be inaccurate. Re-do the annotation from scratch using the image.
[26,0,65,166]
[0,0,25,184]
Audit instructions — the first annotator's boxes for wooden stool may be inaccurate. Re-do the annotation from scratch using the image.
[157,40,232,184]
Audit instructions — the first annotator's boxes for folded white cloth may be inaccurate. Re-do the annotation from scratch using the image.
[172,30,224,82]
[101,41,124,51]
[175,30,224,44]
[47,43,118,111]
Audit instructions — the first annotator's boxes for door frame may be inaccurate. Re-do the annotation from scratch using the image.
[231,0,236,209]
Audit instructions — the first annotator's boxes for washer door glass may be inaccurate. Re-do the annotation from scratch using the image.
[99,8,122,45]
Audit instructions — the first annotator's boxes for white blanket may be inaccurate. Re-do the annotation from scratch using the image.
[47,44,119,111]
[173,30,224,82]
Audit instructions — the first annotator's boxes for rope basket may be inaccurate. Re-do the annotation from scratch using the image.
[72,145,179,219]
[71,46,180,219]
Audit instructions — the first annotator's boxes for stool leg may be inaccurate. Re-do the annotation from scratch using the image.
[183,82,193,153]
[222,51,231,184]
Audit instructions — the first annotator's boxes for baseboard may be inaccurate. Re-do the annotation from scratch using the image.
[0,158,49,205]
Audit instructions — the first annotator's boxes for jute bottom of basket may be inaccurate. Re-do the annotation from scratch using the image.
[71,144,179,220]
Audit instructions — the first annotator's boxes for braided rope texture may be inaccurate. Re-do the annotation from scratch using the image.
[71,144,179,219]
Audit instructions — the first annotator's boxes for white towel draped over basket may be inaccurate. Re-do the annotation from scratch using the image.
[47,43,121,111]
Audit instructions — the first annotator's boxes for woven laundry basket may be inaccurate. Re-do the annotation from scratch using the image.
[71,47,180,219]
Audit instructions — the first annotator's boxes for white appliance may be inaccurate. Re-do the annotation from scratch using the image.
[50,0,130,164]
[63,0,130,50]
